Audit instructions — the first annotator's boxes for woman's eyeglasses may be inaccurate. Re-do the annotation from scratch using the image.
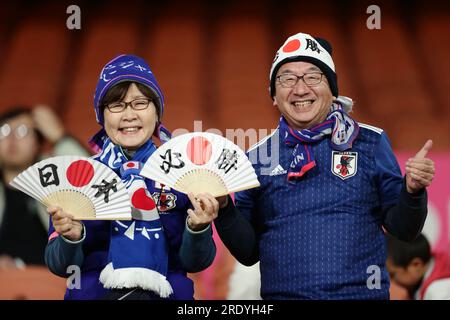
[105,98,153,113]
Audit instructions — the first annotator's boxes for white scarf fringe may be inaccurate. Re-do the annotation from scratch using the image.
[100,262,173,298]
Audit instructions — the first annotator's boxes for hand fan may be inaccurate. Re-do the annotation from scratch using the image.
[141,132,260,197]
[9,156,131,220]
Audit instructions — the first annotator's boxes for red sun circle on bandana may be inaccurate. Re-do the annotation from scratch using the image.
[66,160,94,187]
[187,136,212,165]
[282,39,301,53]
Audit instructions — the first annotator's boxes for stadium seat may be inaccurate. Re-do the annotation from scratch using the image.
[0,266,66,300]
[0,3,70,112]
[214,11,277,149]
[416,5,450,118]
[283,1,369,123]
[63,2,142,148]
[142,8,206,136]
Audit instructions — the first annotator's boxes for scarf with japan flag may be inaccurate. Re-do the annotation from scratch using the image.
[94,137,172,298]
[279,96,359,180]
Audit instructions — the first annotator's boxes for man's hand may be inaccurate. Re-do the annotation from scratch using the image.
[48,206,83,241]
[186,193,219,231]
[405,139,435,194]
[32,105,65,144]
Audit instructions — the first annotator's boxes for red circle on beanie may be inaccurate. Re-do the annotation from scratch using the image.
[283,39,301,53]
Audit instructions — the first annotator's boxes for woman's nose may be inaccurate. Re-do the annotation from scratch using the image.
[121,104,138,120]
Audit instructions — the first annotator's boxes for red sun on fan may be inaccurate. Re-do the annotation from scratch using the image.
[66,160,94,187]
[186,136,212,165]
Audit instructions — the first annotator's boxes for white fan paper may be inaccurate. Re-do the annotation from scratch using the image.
[141,132,260,197]
[10,156,131,220]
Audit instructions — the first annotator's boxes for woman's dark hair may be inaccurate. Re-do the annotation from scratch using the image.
[0,107,44,143]
[386,233,431,268]
[100,81,160,121]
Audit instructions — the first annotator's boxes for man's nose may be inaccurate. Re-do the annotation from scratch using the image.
[292,79,311,95]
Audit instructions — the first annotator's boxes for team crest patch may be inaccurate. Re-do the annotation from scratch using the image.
[332,151,358,180]
[152,192,177,212]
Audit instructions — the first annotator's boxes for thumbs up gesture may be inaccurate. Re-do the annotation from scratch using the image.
[405,140,435,193]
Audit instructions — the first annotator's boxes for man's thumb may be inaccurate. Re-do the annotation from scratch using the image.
[415,139,433,158]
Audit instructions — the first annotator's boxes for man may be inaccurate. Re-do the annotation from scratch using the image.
[0,106,88,269]
[214,32,435,299]
[387,233,450,300]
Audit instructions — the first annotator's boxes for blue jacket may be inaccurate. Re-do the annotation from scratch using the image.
[45,182,215,300]
[215,124,427,299]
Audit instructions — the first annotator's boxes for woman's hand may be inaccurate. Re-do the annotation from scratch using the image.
[48,206,83,241]
[187,193,220,232]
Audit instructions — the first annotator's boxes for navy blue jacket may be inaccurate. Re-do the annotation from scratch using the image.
[45,182,215,300]
[215,124,427,299]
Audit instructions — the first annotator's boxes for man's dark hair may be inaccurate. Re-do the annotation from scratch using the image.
[386,233,431,268]
[0,107,30,124]
[0,107,44,143]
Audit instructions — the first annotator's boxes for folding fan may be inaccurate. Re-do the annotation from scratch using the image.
[141,132,260,197]
[10,156,131,220]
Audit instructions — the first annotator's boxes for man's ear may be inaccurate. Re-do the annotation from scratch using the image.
[272,96,279,108]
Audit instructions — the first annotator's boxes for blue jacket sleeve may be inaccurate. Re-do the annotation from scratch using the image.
[214,194,259,266]
[178,219,216,273]
[45,222,85,277]
[376,132,428,241]
[383,181,428,242]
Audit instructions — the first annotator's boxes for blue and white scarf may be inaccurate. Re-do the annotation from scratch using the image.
[279,101,359,181]
[95,137,173,298]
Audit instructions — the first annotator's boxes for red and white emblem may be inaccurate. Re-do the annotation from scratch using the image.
[152,192,177,212]
[331,151,358,180]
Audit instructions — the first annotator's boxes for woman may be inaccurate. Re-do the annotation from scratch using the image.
[45,54,218,300]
